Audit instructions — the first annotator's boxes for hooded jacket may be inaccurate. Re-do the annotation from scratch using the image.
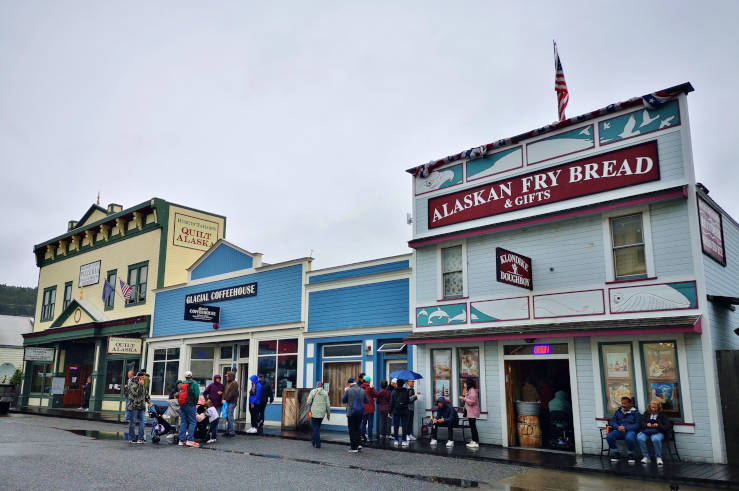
[609,406,641,432]
[547,391,572,416]
[204,378,225,406]
[361,382,377,414]
[389,386,411,416]
[307,387,331,419]
[375,388,392,412]
[435,397,458,423]
[341,383,368,416]
[259,378,274,405]
[248,375,262,406]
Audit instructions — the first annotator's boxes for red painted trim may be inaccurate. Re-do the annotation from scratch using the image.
[607,281,698,314]
[532,289,606,319]
[409,187,686,248]
[605,276,658,285]
[526,124,595,166]
[599,101,682,147]
[466,146,523,183]
[415,163,465,197]
[405,322,701,345]
[470,296,530,324]
[415,303,467,328]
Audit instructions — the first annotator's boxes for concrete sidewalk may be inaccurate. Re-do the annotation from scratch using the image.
[13,406,739,489]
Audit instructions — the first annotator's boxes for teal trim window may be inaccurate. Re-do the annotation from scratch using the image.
[105,270,117,310]
[62,281,73,311]
[41,286,57,322]
[30,362,53,393]
[598,342,637,416]
[640,341,683,420]
[126,261,148,306]
[610,214,647,280]
[442,245,463,298]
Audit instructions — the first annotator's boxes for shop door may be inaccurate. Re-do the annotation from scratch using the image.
[386,360,407,382]
[717,350,739,465]
[63,365,90,407]
[504,361,518,446]
[238,363,248,419]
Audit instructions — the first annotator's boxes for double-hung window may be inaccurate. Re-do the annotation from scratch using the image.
[610,214,647,280]
[105,270,117,310]
[151,348,180,396]
[62,282,73,310]
[126,262,148,305]
[441,245,464,298]
[258,339,298,398]
[41,286,56,322]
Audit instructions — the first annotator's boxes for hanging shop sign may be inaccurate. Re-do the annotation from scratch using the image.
[697,196,726,266]
[107,337,142,355]
[24,347,55,362]
[428,140,660,228]
[184,283,257,305]
[184,304,221,323]
[78,260,101,287]
[496,247,533,290]
[173,212,220,252]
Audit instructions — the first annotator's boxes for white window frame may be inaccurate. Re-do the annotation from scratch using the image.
[150,346,181,397]
[424,341,487,419]
[437,241,468,300]
[255,337,299,401]
[322,343,363,358]
[590,333,694,433]
[602,206,655,282]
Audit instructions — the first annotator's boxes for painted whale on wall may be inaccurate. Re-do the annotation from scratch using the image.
[610,283,695,313]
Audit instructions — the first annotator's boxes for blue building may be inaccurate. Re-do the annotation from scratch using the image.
[148,240,310,426]
[303,254,413,431]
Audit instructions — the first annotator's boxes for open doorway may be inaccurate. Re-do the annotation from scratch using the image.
[504,358,575,452]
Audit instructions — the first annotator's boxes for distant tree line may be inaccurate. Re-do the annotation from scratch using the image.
[0,284,37,317]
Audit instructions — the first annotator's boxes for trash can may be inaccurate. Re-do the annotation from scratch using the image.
[281,388,312,431]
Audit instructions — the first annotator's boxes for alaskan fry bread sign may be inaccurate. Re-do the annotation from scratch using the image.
[173,213,219,251]
[428,141,660,228]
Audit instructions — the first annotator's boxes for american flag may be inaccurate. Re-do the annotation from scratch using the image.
[119,279,133,300]
[554,41,569,121]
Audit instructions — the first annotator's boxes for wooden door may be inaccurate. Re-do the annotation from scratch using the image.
[717,350,739,465]
[504,361,518,446]
[63,365,81,407]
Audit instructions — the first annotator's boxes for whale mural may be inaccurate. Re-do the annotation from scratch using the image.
[599,100,680,145]
[466,146,523,181]
[415,164,463,194]
[533,289,605,318]
[526,125,594,165]
[609,281,697,313]
[470,296,530,323]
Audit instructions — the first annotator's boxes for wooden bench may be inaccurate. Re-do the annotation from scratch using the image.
[599,426,681,462]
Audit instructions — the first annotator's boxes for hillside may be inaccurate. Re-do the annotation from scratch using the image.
[0,284,37,317]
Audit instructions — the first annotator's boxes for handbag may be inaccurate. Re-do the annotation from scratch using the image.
[221,401,229,419]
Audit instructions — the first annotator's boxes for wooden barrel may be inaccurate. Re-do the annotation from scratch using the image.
[517,414,542,448]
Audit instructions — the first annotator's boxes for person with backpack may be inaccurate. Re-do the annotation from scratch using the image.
[222,371,239,438]
[389,378,412,447]
[178,370,201,448]
[341,377,368,453]
[430,397,458,448]
[247,375,262,434]
[257,373,274,434]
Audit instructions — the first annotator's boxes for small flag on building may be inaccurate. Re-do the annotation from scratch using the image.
[554,41,569,121]
[102,281,114,304]
[119,279,133,300]
[642,90,671,110]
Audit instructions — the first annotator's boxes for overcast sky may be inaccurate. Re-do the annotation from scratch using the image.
[2,1,738,287]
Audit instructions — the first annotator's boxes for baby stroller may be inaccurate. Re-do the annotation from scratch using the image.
[149,404,176,443]
[193,403,211,442]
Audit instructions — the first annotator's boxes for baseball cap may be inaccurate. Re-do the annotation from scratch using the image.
[347,377,355,384]
[391,378,398,384]
[184,370,192,378]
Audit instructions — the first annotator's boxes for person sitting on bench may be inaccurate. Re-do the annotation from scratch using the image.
[430,397,458,448]
[606,396,641,463]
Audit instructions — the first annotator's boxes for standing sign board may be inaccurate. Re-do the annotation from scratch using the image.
[496,247,533,290]
[184,304,221,323]
[697,196,726,266]
[24,347,55,362]
[79,260,101,287]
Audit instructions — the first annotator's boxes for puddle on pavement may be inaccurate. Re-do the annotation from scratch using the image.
[61,429,480,487]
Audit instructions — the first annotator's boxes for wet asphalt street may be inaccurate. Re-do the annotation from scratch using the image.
[0,414,713,490]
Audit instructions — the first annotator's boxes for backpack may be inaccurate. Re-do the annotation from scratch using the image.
[350,388,365,416]
[395,388,410,411]
[178,382,191,405]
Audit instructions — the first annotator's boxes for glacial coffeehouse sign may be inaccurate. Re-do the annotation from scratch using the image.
[428,141,660,228]
[496,247,533,290]
[185,283,257,305]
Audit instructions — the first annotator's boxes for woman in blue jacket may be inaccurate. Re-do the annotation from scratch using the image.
[606,396,641,463]
[247,375,262,434]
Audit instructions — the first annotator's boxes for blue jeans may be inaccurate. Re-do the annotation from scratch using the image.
[124,399,130,422]
[392,413,409,441]
[606,429,637,454]
[311,417,323,448]
[179,404,197,443]
[637,431,664,458]
[128,408,146,441]
[226,401,236,435]
[361,413,374,440]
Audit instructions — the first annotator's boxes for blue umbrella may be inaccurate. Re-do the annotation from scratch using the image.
[389,369,423,380]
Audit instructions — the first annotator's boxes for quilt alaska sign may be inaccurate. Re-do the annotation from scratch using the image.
[428,141,660,228]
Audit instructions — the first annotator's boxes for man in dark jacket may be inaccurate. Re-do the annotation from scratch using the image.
[341,377,368,453]
[430,397,458,448]
[257,374,274,433]
[222,371,239,437]
[389,379,412,447]
[606,396,641,462]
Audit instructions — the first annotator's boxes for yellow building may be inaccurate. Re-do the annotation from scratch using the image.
[21,198,225,413]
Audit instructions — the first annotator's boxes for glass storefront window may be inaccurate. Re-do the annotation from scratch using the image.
[599,343,636,414]
[641,341,682,419]
[30,363,52,393]
[457,347,479,398]
[151,348,179,396]
[257,339,298,398]
[277,355,297,395]
[258,340,276,355]
[257,356,276,394]
[220,346,233,360]
[239,343,250,359]
[105,360,124,395]
[431,349,452,400]
[323,344,362,357]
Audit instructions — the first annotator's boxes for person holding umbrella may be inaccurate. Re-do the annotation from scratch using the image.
[388,369,423,447]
